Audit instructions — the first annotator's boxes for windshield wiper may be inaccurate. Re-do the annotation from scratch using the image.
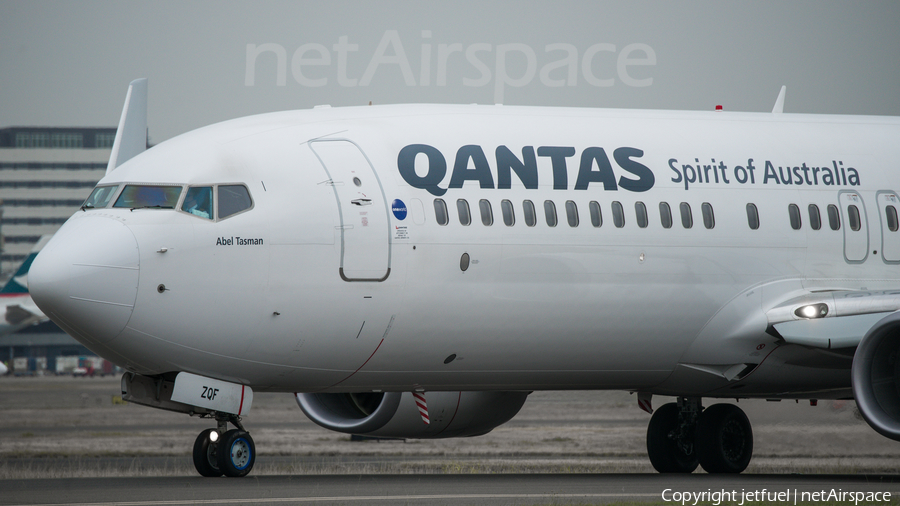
[80,203,94,212]
[130,205,172,212]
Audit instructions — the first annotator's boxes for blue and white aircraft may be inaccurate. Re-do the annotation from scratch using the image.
[28,80,900,477]
[0,235,51,337]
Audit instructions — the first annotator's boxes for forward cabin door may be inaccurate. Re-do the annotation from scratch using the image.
[309,139,391,281]
[839,191,869,264]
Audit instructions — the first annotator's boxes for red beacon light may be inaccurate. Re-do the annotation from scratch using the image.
[715,105,723,111]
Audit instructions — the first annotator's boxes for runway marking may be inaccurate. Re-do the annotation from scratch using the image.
[16,492,659,506]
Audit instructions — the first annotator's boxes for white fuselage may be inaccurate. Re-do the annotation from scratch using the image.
[29,105,900,399]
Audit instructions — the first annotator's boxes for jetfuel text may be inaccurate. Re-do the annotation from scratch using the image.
[398,144,655,196]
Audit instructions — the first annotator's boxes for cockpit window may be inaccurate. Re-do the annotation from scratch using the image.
[113,185,182,209]
[218,185,253,219]
[181,186,213,220]
[82,185,119,209]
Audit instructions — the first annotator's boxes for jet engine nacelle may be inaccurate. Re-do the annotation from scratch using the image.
[295,391,528,438]
[852,311,900,441]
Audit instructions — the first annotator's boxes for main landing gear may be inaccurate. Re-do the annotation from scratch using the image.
[192,413,256,477]
[646,398,753,474]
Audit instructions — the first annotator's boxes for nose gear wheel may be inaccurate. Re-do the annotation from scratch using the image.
[191,413,256,477]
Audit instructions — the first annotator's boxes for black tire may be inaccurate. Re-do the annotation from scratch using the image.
[646,402,699,473]
[192,429,222,477]
[696,403,753,473]
[217,429,255,478]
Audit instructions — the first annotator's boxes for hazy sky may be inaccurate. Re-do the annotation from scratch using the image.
[1,1,898,143]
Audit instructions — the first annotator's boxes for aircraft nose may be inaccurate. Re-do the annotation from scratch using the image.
[30,216,140,345]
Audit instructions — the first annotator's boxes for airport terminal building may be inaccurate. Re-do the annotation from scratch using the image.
[1,127,115,373]
[0,126,114,275]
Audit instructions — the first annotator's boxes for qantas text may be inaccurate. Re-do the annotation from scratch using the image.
[398,144,654,196]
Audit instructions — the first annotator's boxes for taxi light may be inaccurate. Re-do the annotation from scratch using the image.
[794,303,828,319]
[209,431,219,443]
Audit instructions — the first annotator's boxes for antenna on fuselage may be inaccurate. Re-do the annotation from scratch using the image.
[106,78,148,175]
[772,85,786,114]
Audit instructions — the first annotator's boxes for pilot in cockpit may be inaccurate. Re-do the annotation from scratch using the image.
[182,186,213,219]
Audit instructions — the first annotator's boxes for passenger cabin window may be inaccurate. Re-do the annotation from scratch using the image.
[680,202,692,229]
[887,205,899,232]
[544,200,558,227]
[434,199,449,226]
[565,201,579,227]
[114,185,182,209]
[659,202,672,229]
[523,200,536,227]
[808,204,821,230]
[457,199,471,226]
[612,201,625,228]
[82,185,119,209]
[746,203,759,230]
[848,205,861,231]
[589,201,602,227]
[182,186,213,220]
[701,202,715,229]
[788,204,801,230]
[218,185,253,219]
[827,204,841,230]
[479,199,493,226]
[635,202,648,228]
[501,199,515,226]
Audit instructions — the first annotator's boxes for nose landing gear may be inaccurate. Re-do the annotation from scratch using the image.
[192,413,256,477]
[192,428,222,477]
